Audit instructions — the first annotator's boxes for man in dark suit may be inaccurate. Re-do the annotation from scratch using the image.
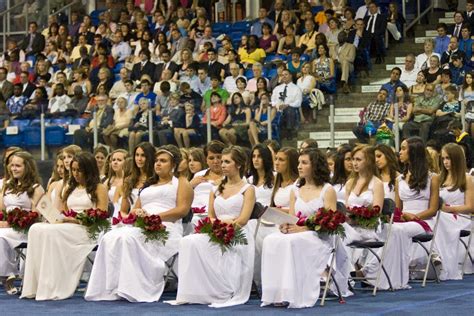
[0,67,13,101]
[153,49,179,82]
[201,48,225,81]
[348,19,371,77]
[268,0,285,24]
[448,11,465,38]
[19,71,36,99]
[363,2,387,64]
[20,22,45,57]
[464,1,474,34]
[131,49,156,82]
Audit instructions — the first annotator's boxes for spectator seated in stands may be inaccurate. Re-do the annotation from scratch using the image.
[131,49,156,82]
[201,76,230,112]
[219,93,252,145]
[400,53,420,88]
[174,102,201,148]
[6,83,28,119]
[134,78,157,109]
[248,92,276,147]
[298,19,318,56]
[386,85,413,134]
[179,81,202,113]
[128,97,155,152]
[430,85,462,145]
[347,18,370,78]
[416,38,440,70]
[223,62,245,94]
[458,24,473,59]
[69,85,90,116]
[313,43,336,94]
[73,94,114,151]
[434,23,450,55]
[154,70,178,94]
[448,119,474,168]
[156,93,185,146]
[402,83,443,142]
[111,30,132,63]
[102,96,132,151]
[381,67,407,104]
[238,35,266,68]
[335,31,356,94]
[423,55,442,85]
[277,24,299,57]
[109,68,130,100]
[202,92,227,140]
[441,36,466,67]
[22,86,48,118]
[353,89,391,143]
[20,21,46,57]
[448,53,467,85]
[259,22,278,55]
[47,83,72,116]
[272,69,303,140]
[251,7,275,37]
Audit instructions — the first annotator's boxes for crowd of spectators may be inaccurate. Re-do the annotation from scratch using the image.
[0,0,471,159]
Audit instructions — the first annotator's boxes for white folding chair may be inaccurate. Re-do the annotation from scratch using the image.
[460,215,474,278]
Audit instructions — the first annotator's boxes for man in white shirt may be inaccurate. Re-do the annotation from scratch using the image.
[223,62,245,93]
[400,53,419,87]
[116,79,139,112]
[247,62,269,92]
[355,0,374,19]
[48,83,71,114]
[110,68,130,100]
[271,69,303,140]
[111,31,132,63]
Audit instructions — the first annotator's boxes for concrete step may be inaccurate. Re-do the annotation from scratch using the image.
[309,130,355,140]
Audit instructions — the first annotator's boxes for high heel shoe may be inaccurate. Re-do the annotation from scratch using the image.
[5,275,18,295]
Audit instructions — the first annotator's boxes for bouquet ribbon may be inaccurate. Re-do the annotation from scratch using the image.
[191,206,206,214]
[112,212,137,225]
[393,208,432,233]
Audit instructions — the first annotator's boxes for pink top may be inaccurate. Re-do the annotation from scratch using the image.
[202,104,227,128]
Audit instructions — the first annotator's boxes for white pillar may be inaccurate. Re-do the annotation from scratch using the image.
[245,0,261,19]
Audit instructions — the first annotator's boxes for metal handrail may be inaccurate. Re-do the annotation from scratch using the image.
[402,0,434,38]
[0,0,28,17]
[49,0,81,24]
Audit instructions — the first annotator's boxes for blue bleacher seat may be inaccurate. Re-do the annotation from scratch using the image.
[264,54,286,63]
[244,68,254,80]
[23,127,41,147]
[50,117,72,127]
[300,54,311,63]
[213,22,231,33]
[72,118,89,127]
[10,120,30,131]
[30,118,51,127]
[113,62,125,74]
[2,130,23,147]
[45,126,66,146]
[311,6,324,14]
[266,68,278,79]
[90,9,105,27]
[230,31,244,42]
[231,21,251,33]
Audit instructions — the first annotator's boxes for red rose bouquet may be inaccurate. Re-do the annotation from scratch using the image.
[194,217,248,253]
[75,208,111,240]
[134,214,169,244]
[112,212,138,225]
[347,205,381,230]
[300,208,346,238]
[6,208,40,234]
[63,210,78,218]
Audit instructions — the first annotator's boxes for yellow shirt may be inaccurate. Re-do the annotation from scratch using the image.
[298,30,318,51]
[238,47,266,65]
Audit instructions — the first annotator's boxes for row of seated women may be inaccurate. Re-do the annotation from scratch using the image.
[0,137,472,308]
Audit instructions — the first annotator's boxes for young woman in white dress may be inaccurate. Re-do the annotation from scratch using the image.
[118,142,155,217]
[85,145,193,302]
[21,152,108,300]
[104,149,128,218]
[48,145,82,210]
[248,144,275,207]
[246,144,275,286]
[332,144,353,202]
[188,148,207,180]
[343,145,385,266]
[189,141,225,225]
[174,146,256,307]
[375,144,400,201]
[0,147,22,191]
[261,148,348,308]
[94,146,109,182]
[357,137,440,290]
[270,147,299,212]
[46,152,65,211]
[437,143,473,280]
[0,151,44,295]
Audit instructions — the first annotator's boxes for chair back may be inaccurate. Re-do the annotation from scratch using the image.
[382,198,395,216]
[250,202,267,220]
[336,201,348,214]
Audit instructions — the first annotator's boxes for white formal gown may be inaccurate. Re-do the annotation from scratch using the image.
[383,181,396,201]
[248,183,294,286]
[174,183,255,308]
[85,177,183,302]
[261,183,350,308]
[21,188,97,300]
[437,186,471,280]
[0,186,37,278]
[362,175,436,290]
